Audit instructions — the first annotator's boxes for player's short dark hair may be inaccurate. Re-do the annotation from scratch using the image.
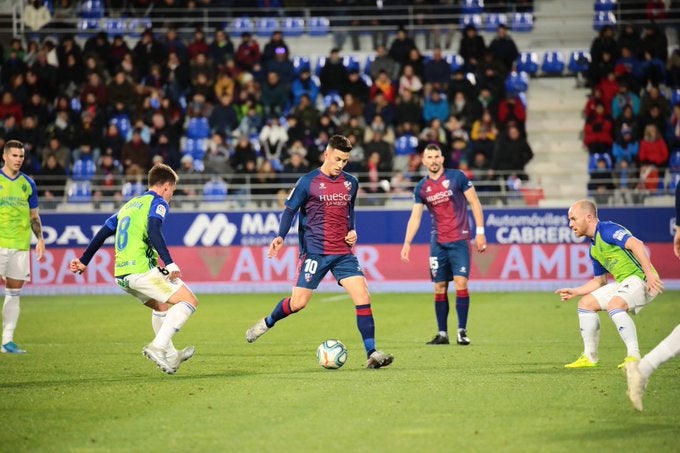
[3,140,24,154]
[148,163,179,186]
[328,135,352,153]
[424,144,442,153]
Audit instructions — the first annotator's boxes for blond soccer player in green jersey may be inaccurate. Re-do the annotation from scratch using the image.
[555,199,663,369]
[70,164,198,374]
[0,140,45,354]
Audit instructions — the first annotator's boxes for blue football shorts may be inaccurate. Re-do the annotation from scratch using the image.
[294,253,364,289]
[429,240,471,282]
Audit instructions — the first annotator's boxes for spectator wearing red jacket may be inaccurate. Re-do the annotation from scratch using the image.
[583,101,613,155]
[639,123,669,167]
[235,32,261,72]
[496,94,526,131]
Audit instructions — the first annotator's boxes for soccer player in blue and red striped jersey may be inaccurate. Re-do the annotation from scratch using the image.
[245,134,394,369]
[401,144,486,345]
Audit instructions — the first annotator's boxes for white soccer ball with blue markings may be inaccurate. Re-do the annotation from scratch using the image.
[317,339,348,369]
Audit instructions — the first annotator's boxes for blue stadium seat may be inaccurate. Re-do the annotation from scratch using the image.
[343,55,361,73]
[516,51,539,76]
[292,56,311,75]
[446,54,464,72]
[485,13,508,32]
[186,117,210,140]
[460,14,482,30]
[594,0,617,12]
[593,11,616,30]
[128,18,153,37]
[671,89,680,106]
[323,92,344,109]
[256,17,279,37]
[363,55,375,77]
[281,17,305,37]
[121,181,145,200]
[669,149,680,171]
[70,97,81,112]
[231,16,255,35]
[103,18,127,36]
[77,19,101,38]
[568,50,591,74]
[511,12,534,32]
[203,178,228,202]
[541,51,565,75]
[67,181,92,203]
[394,134,419,156]
[183,137,208,156]
[314,56,327,76]
[308,17,330,36]
[588,152,613,172]
[505,71,529,94]
[462,0,484,15]
[43,0,55,14]
[109,114,132,141]
[79,0,105,18]
[72,158,96,181]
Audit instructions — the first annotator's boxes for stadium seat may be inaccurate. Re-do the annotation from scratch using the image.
[515,51,539,76]
[343,55,361,73]
[505,71,529,94]
[121,181,145,200]
[109,114,132,141]
[446,54,464,72]
[323,92,344,109]
[230,16,255,35]
[460,14,483,30]
[77,19,101,38]
[314,56,327,76]
[361,74,373,87]
[568,50,591,74]
[671,89,680,106]
[541,51,565,75]
[669,149,680,172]
[255,17,279,37]
[308,17,330,36]
[511,12,534,32]
[461,0,484,15]
[79,0,105,18]
[394,134,419,156]
[292,56,311,75]
[588,152,613,172]
[281,17,305,37]
[594,0,617,12]
[485,13,508,33]
[186,117,210,140]
[67,181,92,203]
[593,11,616,30]
[203,178,228,202]
[103,18,127,36]
[128,18,153,37]
[70,97,81,112]
[71,158,96,181]
[363,55,375,77]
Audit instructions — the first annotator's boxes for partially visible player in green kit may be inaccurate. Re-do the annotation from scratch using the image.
[0,140,46,354]
[70,163,198,374]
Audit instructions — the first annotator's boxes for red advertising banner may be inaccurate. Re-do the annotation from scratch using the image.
[27,243,679,295]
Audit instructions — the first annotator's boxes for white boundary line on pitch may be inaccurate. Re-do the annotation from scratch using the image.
[319,295,350,302]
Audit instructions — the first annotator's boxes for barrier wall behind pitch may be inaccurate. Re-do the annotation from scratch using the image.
[28,207,677,295]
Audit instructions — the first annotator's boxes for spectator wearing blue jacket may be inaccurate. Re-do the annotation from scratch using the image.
[423,90,449,124]
[291,69,320,107]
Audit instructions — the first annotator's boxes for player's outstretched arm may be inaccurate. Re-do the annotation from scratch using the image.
[401,204,425,263]
[555,276,606,301]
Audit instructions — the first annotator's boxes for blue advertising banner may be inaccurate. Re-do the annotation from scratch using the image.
[39,207,674,248]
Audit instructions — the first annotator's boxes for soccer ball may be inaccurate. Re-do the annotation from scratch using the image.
[316,339,348,369]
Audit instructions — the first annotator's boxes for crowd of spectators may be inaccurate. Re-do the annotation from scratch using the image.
[1,2,539,209]
[583,22,679,205]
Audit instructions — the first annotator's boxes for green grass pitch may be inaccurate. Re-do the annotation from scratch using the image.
[1,291,678,452]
